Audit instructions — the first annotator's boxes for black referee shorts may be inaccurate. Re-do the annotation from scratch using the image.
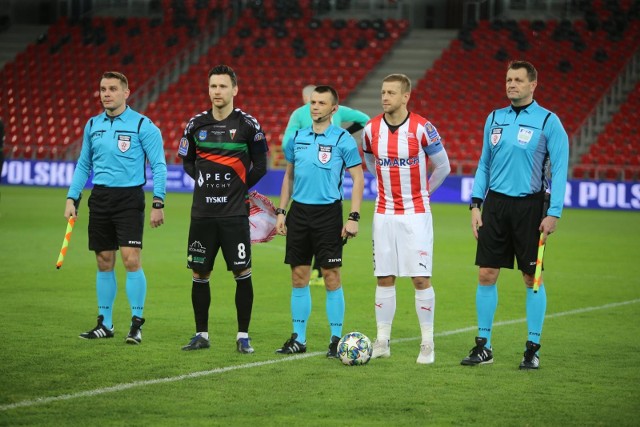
[285,200,343,268]
[475,190,545,275]
[88,185,145,252]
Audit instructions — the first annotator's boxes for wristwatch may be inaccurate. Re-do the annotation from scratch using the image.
[152,201,165,209]
[348,212,360,222]
[469,202,481,210]
[275,208,287,216]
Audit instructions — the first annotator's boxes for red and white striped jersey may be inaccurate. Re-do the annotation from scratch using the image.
[362,112,442,214]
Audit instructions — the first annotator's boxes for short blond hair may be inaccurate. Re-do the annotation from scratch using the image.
[382,73,411,93]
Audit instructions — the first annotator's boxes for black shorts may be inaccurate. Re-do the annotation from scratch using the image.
[285,201,343,268]
[187,216,251,273]
[88,185,145,252]
[475,190,545,275]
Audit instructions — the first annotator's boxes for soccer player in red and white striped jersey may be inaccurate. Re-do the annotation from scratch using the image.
[362,73,451,364]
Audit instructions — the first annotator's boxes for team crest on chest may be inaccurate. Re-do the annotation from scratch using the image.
[117,135,131,152]
[230,129,237,139]
[198,130,208,141]
[318,145,332,164]
[490,128,502,146]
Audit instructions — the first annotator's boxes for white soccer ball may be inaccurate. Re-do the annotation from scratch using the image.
[337,332,373,366]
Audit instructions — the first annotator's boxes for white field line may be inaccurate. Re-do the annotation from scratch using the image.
[1,298,638,412]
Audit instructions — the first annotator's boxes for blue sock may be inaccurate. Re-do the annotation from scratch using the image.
[526,284,546,344]
[126,269,147,319]
[326,287,345,339]
[96,271,117,329]
[476,284,498,348]
[291,286,311,343]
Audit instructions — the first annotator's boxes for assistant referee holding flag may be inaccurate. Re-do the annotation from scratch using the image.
[460,60,569,369]
[65,71,167,345]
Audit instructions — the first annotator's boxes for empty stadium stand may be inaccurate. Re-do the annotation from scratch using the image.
[413,11,640,177]
[144,4,409,165]
[574,80,640,180]
[1,0,639,182]
[0,0,233,161]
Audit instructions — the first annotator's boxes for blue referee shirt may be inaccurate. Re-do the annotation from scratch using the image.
[284,124,362,205]
[68,106,167,201]
[472,100,569,218]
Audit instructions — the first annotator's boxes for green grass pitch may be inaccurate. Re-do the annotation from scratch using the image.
[0,185,639,426]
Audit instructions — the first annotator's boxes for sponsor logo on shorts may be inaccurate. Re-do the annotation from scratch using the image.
[187,254,206,264]
[189,241,206,254]
[128,240,141,245]
[418,250,429,270]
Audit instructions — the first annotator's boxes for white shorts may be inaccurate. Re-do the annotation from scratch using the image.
[372,212,433,277]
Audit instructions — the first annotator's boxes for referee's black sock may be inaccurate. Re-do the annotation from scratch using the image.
[235,272,254,333]
[192,277,210,333]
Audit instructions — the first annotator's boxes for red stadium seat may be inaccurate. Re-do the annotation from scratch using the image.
[10,144,23,159]
[35,145,49,160]
[23,145,34,159]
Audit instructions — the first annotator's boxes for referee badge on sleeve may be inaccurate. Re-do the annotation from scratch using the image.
[318,145,332,164]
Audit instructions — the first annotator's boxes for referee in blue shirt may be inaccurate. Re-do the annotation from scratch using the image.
[274,85,364,358]
[65,71,167,345]
[460,61,569,369]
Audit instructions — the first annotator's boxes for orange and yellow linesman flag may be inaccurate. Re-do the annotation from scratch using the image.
[533,232,545,293]
[56,216,76,269]
[56,195,81,269]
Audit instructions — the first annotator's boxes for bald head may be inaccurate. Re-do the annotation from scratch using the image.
[302,85,316,103]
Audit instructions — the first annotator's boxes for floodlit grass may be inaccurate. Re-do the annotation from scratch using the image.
[0,185,639,426]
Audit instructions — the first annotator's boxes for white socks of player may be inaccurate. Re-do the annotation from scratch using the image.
[415,287,435,343]
[416,287,435,364]
[374,285,396,341]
